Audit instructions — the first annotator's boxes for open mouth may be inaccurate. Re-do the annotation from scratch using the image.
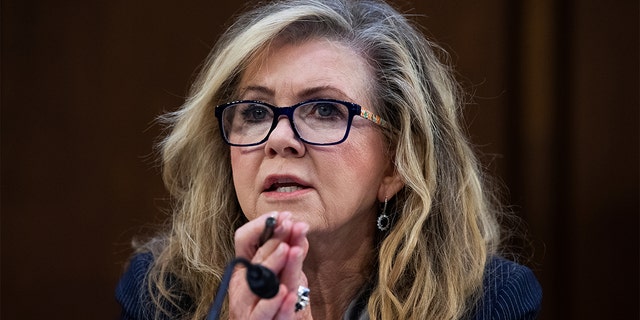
[264,177,309,193]
[266,182,307,193]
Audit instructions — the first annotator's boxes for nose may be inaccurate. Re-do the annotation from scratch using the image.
[264,117,306,157]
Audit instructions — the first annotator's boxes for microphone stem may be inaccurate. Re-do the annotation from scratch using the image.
[206,258,244,320]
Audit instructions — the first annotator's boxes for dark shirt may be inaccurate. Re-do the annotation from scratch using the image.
[116,253,542,319]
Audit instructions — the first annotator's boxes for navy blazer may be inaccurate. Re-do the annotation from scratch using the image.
[467,257,542,319]
[116,253,541,319]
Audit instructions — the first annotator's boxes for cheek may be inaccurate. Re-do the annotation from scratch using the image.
[330,131,388,184]
[230,149,258,181]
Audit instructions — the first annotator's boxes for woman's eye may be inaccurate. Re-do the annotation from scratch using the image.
[241,104,270,122]
[312,102,343,118]
[316,104,336,116]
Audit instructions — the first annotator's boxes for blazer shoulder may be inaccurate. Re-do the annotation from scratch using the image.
[470,256,542,320]
[116,252,155,319]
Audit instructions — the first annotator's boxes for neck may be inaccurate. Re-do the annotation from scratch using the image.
[303,229,376,319]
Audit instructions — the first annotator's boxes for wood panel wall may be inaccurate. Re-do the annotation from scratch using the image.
[2,1,637,319]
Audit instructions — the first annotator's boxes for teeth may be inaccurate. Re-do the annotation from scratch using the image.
[275,185,303,193]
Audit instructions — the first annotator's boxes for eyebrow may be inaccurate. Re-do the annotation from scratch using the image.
[239,85,275,98]
[300,86,354,100]
[238,85,355,102]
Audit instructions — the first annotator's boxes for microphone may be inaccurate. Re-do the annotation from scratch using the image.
[206,257,280,320]
[244,261,279,298]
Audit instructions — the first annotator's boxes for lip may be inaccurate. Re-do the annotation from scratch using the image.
[262,174,313,198]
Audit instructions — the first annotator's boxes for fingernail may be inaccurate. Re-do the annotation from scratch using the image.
[282,218,291,229]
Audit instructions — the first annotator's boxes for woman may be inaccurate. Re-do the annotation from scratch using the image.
[116,0,542,319]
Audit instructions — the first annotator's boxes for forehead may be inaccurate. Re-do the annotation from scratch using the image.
[238,38,375,107]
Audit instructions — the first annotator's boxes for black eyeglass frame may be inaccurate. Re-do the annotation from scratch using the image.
[214,98,387,147]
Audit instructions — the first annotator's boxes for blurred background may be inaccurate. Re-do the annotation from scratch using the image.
[2,0,637,319]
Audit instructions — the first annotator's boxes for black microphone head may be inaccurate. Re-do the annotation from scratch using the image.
[246,264,279,298]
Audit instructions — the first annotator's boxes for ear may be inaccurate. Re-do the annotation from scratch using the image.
[377,166,404,202]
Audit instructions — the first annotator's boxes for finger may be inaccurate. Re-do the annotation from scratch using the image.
[255,222,309,275]
[254,241,289,276]
[252,237,281,264]
[288,222,310,253]
[278,222,308,290]
[249,284,289,320]
[275,289,307,320]
[254,217,306,263]
[235,212,280,258]
[279,245,307,293]
[228,265,259,318]
[253,214,301,259]
[272,211,294,243]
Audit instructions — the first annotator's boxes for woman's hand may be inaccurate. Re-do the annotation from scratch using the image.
[229,212,311,319]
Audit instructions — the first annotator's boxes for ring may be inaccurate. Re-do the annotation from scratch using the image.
[295,285,310,312]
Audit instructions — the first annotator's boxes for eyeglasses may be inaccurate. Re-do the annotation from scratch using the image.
[214,99,388,147]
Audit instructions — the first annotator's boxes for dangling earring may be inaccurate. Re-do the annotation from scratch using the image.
[377,197,390,231]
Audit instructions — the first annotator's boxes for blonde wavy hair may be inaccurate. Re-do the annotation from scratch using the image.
[137,0,502,319]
